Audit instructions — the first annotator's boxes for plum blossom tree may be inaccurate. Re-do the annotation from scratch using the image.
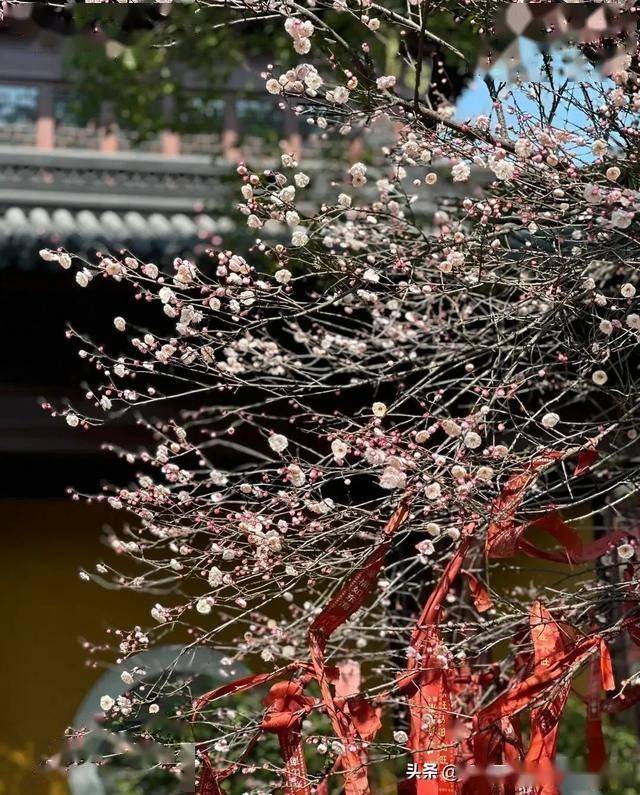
[42,2,640,793]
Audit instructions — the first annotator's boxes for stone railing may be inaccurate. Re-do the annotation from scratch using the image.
[0,122,37,147]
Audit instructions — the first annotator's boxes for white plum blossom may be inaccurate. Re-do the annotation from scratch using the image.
[329,86,350,105]
[376,75,396,90]
[416,539,435,560]
[621,283,636,298]
[611,209,633,229]
[275,268,292,284]
[291,230,309,247]
[514,138,533,159]
[266,78,281,95]
[141,262,158,279]
[196,598,212,615]
[285,211,300,227]
[599,320,613,335]
[393,730,409,745]
[364,446,385,466]
[284,17,314,54]
[269,434,289,453]
[592,138,608,157]
[441,419,462,437]
[626,313,640,330]
[489,157,515,181]
[446,250,465,269]
[606,166,621,181]
[363,268,379,283]
[451,162,471,182]
[379,465,406,490]
[331,438,349,460]
[39,248,58,262]
[476,466,494,481]
[208,566,224,588]
[100,695,115,712]
[617,543,635,560]
[584,185,601,204]
[287,464,306,487]
[592,370,608,386]
[424,482,442,500]
[463,431,482,449]
[349,162,367,187]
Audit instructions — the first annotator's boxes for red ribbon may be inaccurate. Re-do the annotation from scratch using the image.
[190,498,413,795]
[486,452,564,557]
[308,497,413,795]
[310,497,412,639]
[192,665,315,794]
[586,651,606,774]
[524,603,570,795]
[397,536,473,794]
[574,447,598,477]
[197,754,224,795]
[189,466,635,795]
[262,680,317,795]
[474,629,618,780]
[603,683,640,714]
[463,571,492,613]
[486,442,601,559]
[518,529,629,565]
[407,671,456,795]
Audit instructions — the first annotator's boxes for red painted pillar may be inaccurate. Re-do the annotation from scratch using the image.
[36,84,55,149]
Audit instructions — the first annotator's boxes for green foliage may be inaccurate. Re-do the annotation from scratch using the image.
[64,5,294,139]
[62,3,482,142]
[557,696,640,795]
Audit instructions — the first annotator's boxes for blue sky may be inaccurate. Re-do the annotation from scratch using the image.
[454,38,617,156]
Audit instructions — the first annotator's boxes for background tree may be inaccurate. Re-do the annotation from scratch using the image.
[39,1,481,143]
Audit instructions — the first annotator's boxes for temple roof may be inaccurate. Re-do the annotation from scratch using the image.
[0,204,232,266]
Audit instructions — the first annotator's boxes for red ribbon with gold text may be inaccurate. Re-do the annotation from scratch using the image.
[308,496,413,795]
[397,533,474,794]
[523,602,570,795]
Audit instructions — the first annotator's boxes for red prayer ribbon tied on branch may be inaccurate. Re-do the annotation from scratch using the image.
[463,571,493,613]
[485,451,566,558]
[524,602,570,795]
[191,442,639,795]
[262,679,318,795]
[397,532,474,795]
[192,664,317,795]
[307,496,412,795]
[485,442,605,560]
[486,442,633,565]
[471,626,618,795]
[192,496,412,795]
